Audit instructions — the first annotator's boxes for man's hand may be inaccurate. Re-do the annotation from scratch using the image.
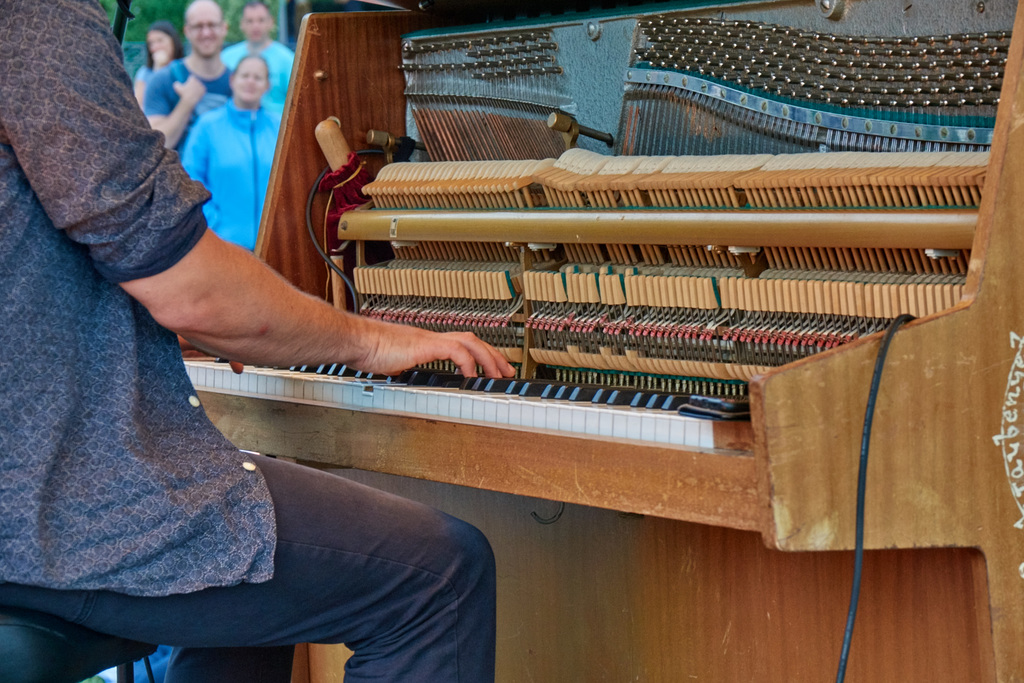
[172,75,207,109]
[355,325,515,379]
[148,75,207,148]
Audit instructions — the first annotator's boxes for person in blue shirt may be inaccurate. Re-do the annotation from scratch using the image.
[221,1,294,115]
[182,55,281,251]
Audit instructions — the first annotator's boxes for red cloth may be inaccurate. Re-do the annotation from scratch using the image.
[318,151,371,226]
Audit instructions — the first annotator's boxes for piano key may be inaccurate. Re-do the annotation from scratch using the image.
[427,373,465,388]
[604,389,634,406]
[396,369,433,386]
[568,386,601,402]
[460,376,490,392]
[483,378,518,394]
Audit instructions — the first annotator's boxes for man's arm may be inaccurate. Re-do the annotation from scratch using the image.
[121,230,515,378]
[147,76,206,149]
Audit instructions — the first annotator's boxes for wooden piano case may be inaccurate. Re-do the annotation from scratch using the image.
[198,2,1024,680]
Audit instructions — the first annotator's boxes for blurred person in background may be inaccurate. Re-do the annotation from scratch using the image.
[144,0,231,149]
[182,55,281,251]
[221,1,293,114]
[133,21,185,106]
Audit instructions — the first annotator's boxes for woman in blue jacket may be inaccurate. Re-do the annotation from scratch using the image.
[183,55,281,251]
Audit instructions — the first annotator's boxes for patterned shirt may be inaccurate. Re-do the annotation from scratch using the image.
[0,0,276,597]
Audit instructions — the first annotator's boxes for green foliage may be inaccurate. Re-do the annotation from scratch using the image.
[98,0,283,45]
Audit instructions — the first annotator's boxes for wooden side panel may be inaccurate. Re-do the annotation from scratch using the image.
[257,11,440,296]
[754,4,1024,681]
[297,470,992,683]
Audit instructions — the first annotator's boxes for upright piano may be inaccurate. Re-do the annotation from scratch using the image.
[192,0,1024,679]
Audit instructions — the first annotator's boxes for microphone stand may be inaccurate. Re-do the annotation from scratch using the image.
[111,0,133,44]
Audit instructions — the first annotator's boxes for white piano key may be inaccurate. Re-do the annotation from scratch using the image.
[571,406,587,434]
[433,391,450,417]
[413,387,430,413]
[517,400,536,430]
[328,382,343,406]
[456,394,473,421]
[471,396,487,422]
[653,416,671,444]
[611,412,628,439]
[670,417,688,447]
[482,397,498,424]
[507,398,521,425]
[544,404,560,431]
[699,421,714,449]
[639,414,657,443]
[625,412,643,441]
[381,386,396,411]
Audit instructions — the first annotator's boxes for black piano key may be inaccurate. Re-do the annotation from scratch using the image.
[568,386,602,402]
[483,378,518,394]
[539,383,560,399]
[517,381,551,398]
[656,395,691,411]
[549,385,573,400]
[427,373,465,388]
[396,370,434,386]
[604,389,634,406]
[630,391,656,408]
[460,376,489,392]
[643,393,667,410]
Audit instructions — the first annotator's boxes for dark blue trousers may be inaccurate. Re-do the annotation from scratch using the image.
[0,455,497,682]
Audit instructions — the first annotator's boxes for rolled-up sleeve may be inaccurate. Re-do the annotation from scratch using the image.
[0,0,211,283]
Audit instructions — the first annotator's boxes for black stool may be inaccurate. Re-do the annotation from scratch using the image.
[0,606,156,683]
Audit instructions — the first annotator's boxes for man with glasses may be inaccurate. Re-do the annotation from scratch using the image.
[144,0,231,149]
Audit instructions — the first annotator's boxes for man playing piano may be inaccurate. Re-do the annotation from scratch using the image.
[0,1,513,682]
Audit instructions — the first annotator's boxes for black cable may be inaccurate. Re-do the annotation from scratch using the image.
[305,165,358,311]
[834,312,915,683]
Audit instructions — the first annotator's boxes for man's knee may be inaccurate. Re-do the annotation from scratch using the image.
[439,516,496,595]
